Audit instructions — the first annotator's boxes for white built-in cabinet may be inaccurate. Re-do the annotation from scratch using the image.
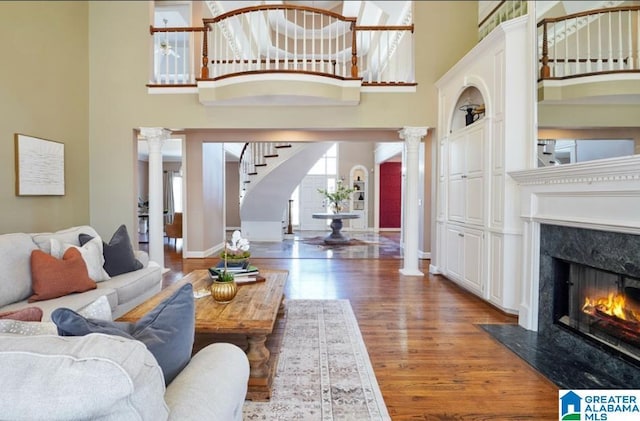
[433,16,531,314]
[447,122,485,226]
[349,166,367,230]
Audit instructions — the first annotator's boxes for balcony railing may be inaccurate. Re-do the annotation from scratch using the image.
[538,6,640,80]
[148,4,414,87]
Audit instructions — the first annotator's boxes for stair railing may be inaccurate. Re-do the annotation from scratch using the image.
[238,142,292,203]
[148,4,414,87]
[538,6,640,80]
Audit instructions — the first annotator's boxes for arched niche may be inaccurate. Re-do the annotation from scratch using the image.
[450,86,486,132]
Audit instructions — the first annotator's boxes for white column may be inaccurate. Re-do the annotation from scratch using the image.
[139,127,171,270]
[399,126,428,276]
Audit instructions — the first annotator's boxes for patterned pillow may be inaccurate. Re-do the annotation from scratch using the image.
[0,320,58,336]
[76,295,112,321]
[0,307,43,322]
[29,248,97,302]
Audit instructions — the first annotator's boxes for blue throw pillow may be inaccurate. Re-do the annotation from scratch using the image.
[51,283,195,385]
[80,224,142,277]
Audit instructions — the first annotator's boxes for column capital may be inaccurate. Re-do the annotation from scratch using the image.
[139,127,171,141]
[398,126,429,144]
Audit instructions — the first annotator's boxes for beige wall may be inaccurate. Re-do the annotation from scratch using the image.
[0,1,478,255]
[0,1,89,234]
[225,161,241,229]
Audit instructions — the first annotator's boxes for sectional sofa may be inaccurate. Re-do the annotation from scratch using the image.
[0,225,251,420]
[0,225,162,319]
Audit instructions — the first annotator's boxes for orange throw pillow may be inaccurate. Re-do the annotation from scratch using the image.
[29,248,97,302]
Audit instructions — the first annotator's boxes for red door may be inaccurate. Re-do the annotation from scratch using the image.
[379,162,401,228]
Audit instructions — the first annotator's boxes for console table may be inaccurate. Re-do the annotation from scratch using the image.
[312,212,360,244]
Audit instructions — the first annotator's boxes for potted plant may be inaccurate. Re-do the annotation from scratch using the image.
[318,180,355,214]
[211,231,250,303]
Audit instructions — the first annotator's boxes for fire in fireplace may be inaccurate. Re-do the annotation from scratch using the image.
[555,259,640,363]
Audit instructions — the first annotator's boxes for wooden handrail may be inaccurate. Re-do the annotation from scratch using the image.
[537,5,640,26]
[203,4,352,25]
[149,25,207,34]
[150,4,414,86]
[538,5,640,81]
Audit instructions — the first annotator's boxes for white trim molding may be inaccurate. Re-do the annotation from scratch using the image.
[509,154,640,331]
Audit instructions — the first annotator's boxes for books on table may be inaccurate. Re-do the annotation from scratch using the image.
[208,262,265,284]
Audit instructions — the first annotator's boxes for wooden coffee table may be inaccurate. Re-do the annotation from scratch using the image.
[118,269,288,401]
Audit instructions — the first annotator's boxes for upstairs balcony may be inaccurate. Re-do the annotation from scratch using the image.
[537,5,640,104]
[148,4,415,106]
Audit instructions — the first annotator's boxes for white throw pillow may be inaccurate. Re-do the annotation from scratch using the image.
[50,237,111,282]
[77,295,112,321]
[0,320,58,336]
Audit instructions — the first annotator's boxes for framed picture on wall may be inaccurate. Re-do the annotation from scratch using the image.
[14,133,65,196]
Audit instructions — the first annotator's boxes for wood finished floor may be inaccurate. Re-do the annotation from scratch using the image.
[158,239,559,420]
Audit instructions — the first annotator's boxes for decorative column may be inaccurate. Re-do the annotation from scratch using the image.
[399,127,428,276]
[139,127,171,270]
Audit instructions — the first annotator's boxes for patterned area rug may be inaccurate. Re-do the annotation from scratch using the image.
[243,299,390,420]
[301,236,372,248]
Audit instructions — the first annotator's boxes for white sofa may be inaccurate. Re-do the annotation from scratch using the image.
[0,225,251,419]
[0,225,162,320]
[0,333,250,420]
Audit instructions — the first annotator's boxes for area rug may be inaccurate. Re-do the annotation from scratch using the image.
[243,299,391,421]
[301,236,373,248]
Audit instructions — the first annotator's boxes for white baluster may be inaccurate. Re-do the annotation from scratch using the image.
[627,11,633,70]
[320,13,324,73]
[265,10,270,71]
[586,17,591,73]
[608,12,613,71]
[636,10,640,69]
[564,20,568,77]
[312,10,316,72]
[283,9,288,70]
[618,11,623,70]
[303,12,307,71]
[598,13,603,72]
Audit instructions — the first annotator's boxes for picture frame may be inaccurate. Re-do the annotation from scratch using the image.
[14,133,65,196]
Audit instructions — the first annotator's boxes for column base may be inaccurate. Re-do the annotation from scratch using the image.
[399,268,424,276]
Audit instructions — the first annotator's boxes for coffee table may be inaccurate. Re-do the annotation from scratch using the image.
[118,269,288,401]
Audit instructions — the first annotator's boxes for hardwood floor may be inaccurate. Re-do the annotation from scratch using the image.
[159,240,559,420]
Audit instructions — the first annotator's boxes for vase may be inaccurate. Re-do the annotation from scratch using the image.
[330,203,343,214]
[210,279,238,303]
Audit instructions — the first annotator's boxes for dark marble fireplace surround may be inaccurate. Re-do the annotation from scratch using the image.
[539,224,640,386]
[482,223,640,388]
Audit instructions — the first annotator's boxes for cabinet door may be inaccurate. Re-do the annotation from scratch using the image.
[465,175,484,226]
[448,177,465,222]
[465,124,484,177]
[462,229,484,295]
[448,132,466,177]
[445,226,464,281]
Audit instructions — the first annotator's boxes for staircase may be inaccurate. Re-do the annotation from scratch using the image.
[239,142,334,241]
[537,139,558,167]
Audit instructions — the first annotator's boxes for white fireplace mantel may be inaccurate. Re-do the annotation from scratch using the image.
[508,155,640,331]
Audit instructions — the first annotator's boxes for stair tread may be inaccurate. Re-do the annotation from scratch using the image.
[274,145,292,148]
[255,163,267,167]
[264,154,278,158]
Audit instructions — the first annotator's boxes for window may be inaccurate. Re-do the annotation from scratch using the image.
[172,173,183,213]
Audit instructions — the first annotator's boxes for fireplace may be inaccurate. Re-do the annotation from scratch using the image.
[554,258,640,364]
[538,224,640,385]
[505,155,640,387]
